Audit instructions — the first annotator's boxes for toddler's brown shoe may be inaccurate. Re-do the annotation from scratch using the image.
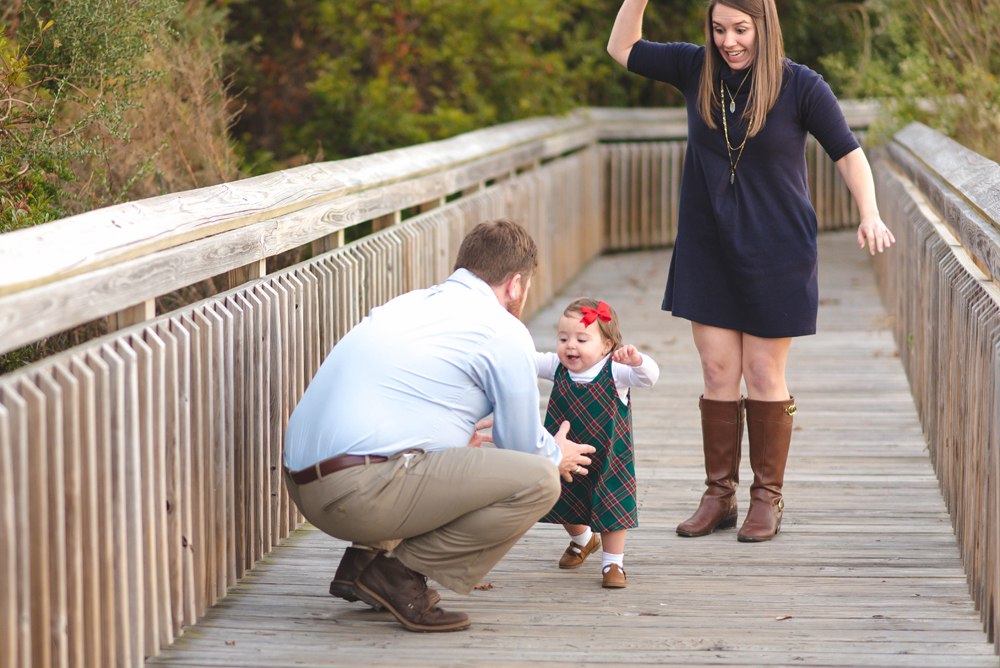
[558,533,601,569]
[602,564,626,588]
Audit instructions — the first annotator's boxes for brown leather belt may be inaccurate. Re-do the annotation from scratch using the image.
[286,454,389,485]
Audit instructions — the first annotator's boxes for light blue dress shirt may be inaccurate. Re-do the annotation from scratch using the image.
[283,268,560,471]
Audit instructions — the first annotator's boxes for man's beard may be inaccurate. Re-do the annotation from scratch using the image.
[505,289,528,319]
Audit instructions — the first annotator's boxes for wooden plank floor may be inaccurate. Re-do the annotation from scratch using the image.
[148,231,998,668]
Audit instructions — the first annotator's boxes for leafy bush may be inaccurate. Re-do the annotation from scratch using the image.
[1,0,176,232]
[1,0,243,233]
[822,0,1000,161]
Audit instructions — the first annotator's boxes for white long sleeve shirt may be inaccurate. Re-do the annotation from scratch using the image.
[534,351,659,404]
[283,269,560,471]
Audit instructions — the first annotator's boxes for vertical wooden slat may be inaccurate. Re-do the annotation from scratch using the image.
[0,399,20,668]
[18,378,52,668]
[35,371,69,668]
[242,290,265,563]
[167,317,197,626]
[130,334,162,659]
[153,322,185,638]
[259,282,283,551]
[115,340,145,668]
[70,357,102,668]
[179,312,207,617]
[2,384,32,668]
[198,305,228,601]
[213,302,237,589]
[85,347,126,668]
[228,295,248,579]
[51,365,84,668]
[142,329,176,649]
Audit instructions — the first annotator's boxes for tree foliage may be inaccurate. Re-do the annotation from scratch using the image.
[822,0,1000,161]
[1,0,175,232]
[227,0,694,167]
[1,0,242,233]
[227,0,862,170]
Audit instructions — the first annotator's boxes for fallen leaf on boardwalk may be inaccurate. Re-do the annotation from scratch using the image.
[225,641,236,645]
[775,615,793,621]
[474,582,494,590]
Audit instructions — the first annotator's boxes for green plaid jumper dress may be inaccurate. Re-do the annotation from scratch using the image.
[540,358,638,531]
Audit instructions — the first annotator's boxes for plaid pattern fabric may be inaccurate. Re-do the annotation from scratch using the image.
[540,358,638,531]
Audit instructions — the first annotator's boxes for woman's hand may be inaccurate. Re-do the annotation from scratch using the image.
[857,215,895,255]
[466,417,494,448]
[612,344,643,367]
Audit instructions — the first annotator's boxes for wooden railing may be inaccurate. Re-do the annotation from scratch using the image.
[0,103,874,668]
[870,123,1000,648]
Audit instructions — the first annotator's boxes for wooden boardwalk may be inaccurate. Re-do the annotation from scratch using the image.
[147,231,997,668]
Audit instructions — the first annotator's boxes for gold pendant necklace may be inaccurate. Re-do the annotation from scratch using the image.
[724,67,751,113]
[721,69,752,185]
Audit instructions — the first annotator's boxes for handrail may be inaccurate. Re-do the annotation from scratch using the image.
[0,103,878,358]
[871,122,1000,649]
[1,102,882,668]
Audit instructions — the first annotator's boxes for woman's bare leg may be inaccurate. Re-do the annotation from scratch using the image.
[691,323,743,400]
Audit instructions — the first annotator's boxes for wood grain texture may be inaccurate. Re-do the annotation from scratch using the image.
[872,157,1000,648]
[5,116,999,667]
[0,103,872,357]
[145,232,996,668]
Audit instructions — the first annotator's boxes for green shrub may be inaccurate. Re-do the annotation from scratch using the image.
[823,0,1000,161]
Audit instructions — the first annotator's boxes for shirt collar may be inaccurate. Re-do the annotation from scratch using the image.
[445,268,499,301]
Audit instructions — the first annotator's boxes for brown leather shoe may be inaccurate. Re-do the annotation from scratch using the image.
[738,397,795,542]
[355,553,470,633]
[677,397,743,537]
[558,533,601,569]
[602,564,626,588]
[330,546,380,604]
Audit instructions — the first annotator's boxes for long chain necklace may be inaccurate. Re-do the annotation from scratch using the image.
[721,69,752,185]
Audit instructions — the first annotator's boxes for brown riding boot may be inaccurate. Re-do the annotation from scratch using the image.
[676,397,744,537]
[738,397,796,542]
[330,545,382,606]
[355,553,470,632]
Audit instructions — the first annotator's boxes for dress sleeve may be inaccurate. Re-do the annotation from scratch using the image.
[611,353,660,389]
[534,351,559,381]
[795,65,860,162]
[627,41,704,92]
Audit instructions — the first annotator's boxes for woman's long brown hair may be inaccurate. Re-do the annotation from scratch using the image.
[697,0,788,137]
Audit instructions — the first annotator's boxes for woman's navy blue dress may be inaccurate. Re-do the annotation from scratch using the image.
[628,42,860,338]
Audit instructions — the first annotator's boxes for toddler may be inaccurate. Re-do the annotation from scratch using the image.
[536,298,658,588]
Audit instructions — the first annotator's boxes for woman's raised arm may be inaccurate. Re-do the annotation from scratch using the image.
[608,0,649,68]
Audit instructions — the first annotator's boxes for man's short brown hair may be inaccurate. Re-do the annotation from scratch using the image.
[454,219,538,286]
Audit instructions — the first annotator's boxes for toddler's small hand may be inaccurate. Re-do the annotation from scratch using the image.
[613,344,643,367]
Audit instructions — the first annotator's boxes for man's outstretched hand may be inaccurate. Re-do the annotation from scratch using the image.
[554,421,596,482]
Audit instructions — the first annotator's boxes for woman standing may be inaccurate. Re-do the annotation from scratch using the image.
[607,0,894,541]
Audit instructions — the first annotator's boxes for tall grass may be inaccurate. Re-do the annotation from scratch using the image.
[824,0,1000,162]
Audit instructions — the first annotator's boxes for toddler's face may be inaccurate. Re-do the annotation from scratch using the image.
[556,313,613,374]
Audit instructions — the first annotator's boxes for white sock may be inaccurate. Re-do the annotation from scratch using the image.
[569,527,593,547]
[601,551,624,571]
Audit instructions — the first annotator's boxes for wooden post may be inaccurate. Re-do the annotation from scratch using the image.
[373,211,401,232]
[313,230,345,255]
[108,300,156,333]
[418,198,446,214]
[223,259,267,293]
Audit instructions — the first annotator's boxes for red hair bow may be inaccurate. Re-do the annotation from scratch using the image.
[580,301,612,327]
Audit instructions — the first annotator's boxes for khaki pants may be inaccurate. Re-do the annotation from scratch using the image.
[285,447,560,594]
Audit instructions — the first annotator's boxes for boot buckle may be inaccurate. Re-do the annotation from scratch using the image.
[785,404,796,416]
